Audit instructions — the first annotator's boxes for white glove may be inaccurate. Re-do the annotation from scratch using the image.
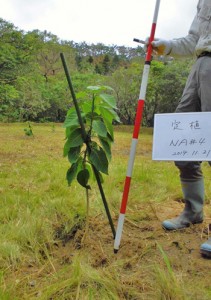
[152,38,172,55]
[144,38,172,56]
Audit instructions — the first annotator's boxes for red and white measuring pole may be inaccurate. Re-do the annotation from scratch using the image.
[114,0,161,253]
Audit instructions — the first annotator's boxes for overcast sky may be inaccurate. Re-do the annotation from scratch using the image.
[0,0,198,47]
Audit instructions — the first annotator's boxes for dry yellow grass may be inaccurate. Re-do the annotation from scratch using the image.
[1,123,211,299]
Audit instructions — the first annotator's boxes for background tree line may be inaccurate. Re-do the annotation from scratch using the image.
[0,18,193,126]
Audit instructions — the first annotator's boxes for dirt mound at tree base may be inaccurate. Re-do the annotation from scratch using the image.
[50,200,211,299]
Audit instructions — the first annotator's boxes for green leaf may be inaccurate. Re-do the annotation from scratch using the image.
[63,112,79,128]
[99,106,113,123]
[81,102,93,114]
[99,137,111,161]
[99,93,117,108]
[89,140,98,150]
[100,85,114,91]
[104,120,114,141]
[85,112,101,121]
[107,131,114,142]
[77,169,91,189]
[92,120,107,138]
[87,86,101,91]
[85,163,93,179]
[63,141,70,157]
[87,85,113,92]
[65,125,79,138]
[68,146,81,163]
[76,91,87,99]
[66,163,78,186]
[69,128,84,146]
[89,147,108,175]
[63,128,84,156]
[108,108,120,123]
[66,107,76,115]
[100,106,120,123]
[63,110,86,129]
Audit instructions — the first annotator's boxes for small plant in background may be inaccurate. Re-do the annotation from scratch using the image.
[24,122,34,137]
[63,85,119,241]
[51,123,56,132]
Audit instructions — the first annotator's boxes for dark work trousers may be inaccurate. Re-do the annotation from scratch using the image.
[174,55,211,181]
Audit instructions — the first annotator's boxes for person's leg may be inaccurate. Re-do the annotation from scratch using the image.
[162,57,211,256]
[162,161,204,230]
[163,59,205,230]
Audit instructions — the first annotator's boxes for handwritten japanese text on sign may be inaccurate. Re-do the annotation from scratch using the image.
[152,112,211,161]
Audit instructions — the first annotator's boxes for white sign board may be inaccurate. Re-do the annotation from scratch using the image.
[152,112,211,161]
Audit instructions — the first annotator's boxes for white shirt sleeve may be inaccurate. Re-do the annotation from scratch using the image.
[170,12,200,56]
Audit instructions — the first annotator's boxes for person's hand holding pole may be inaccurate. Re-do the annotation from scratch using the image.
[145,37,172,55]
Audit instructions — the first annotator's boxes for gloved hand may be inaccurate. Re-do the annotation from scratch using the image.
[144,38,172,56]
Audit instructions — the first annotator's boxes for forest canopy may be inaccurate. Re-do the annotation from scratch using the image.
[0,18,193,126]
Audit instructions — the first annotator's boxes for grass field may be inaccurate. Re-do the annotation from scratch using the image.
[1,123,211,299]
